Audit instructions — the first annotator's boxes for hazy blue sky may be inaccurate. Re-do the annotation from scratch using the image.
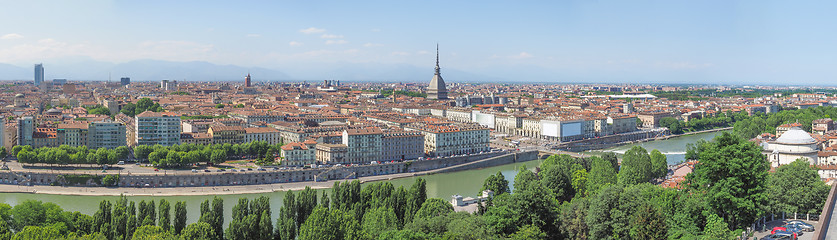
[1,0,836,84]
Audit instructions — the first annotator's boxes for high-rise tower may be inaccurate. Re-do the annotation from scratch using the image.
[245,73,251,87]
[427,44,448,100]
[34,64,44,87]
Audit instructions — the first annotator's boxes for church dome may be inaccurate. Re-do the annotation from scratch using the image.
[775,127,816,145]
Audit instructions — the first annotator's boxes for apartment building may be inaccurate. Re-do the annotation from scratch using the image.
[380,131,424,161]
[315,143,348,164]
[135,111,181,146]
[342,128,383,164]
[407,123,490,157]
[281,142,315,166]
[208,126,245,144]
[87,121,127,149]
[244,127,282,144]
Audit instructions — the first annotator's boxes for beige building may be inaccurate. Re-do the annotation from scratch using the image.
[316,143,348,164]
[87,121,127,149]
[608,115,638,134]
[208,126,245,144]
[244,127,282,144]
[281,142,316,166]
[180,132,213,145]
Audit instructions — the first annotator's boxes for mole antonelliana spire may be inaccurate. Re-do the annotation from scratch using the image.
[427,44,448,100]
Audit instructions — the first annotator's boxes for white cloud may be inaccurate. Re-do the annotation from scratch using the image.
[0,33,23,40]
[320,34,343,39]
[245,34,261,38]
[391,51,410,56]
[325,40,348,45]
[510,52,533,59]
[416,50,430,55]
[363,43,383,47]
[289,41,303,46]
[300,27,326,34]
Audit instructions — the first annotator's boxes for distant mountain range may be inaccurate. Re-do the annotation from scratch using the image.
[0,59,508,83]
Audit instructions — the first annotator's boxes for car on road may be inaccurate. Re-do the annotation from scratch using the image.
[117,161,125,165]
[191,169,197,173]
[203,169,211,172]
[785,221,815,232]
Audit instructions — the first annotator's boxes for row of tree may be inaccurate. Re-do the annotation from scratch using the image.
[13,145,130,166]
[733,106,837,139]
[133,141,283,168]
[120,98,163,117]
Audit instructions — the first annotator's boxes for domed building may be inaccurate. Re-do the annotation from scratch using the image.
[762,126,819,167]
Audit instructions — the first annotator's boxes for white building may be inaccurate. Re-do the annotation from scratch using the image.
[762,127,818,167]
[88,121,127,149]
[135,111,181,146]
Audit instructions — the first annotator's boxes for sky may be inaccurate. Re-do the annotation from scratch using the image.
[1,0,836,84]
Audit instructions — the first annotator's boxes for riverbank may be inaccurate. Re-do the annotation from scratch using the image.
[0,151,539,196]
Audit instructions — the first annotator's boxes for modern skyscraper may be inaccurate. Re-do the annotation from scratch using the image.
[427,45,448,100]
[34,64,44,87]
[120,77,131,86]
[245,73,251,87]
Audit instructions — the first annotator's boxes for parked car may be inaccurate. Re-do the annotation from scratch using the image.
[785,221,815,232]
[770,229,798,240]
[761,234,793,240]
[191,169,197,173]
[779,225,804,236]
[204,169,211,172]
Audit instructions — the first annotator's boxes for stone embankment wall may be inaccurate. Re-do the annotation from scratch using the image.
[0,151,537,188]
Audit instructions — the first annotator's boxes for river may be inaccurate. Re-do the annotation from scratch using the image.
[0,131,722,226]
[591,130,729,165]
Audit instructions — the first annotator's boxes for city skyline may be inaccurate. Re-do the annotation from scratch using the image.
[1,1,836,84]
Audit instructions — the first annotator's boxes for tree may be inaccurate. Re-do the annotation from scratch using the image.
[157,200,171,232]
[298,207,342,240]
[131,225,175,240]
[480,171,509,195]
[601,152,619,172]
[210,150,227,165]
[570,169,588,197]
[702,214,733,240]
[513,165,539,192]
[361,207,398,239]
[11,226,62,240]
[215,104,225,109]
[659,117,682,134]
[628,204,667,240]
[617,146,652,185]
[405,178,427,223]
[587,157,617,195]
[173,201,187,235]
[210,197,224,239]
[649,149,668,179]
[414,199,454,220]
[768,159,830,214]
[180,222,216,240]
[509,224,546,240]
[685,132,769,230]
[0,147,7,159]
[559,197,588,240]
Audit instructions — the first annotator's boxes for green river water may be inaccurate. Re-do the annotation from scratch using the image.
[0,130,725,226]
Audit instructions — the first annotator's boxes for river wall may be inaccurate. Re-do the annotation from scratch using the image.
[0,151,538,188]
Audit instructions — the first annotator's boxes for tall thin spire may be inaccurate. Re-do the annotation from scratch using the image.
[435,44,440,74]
